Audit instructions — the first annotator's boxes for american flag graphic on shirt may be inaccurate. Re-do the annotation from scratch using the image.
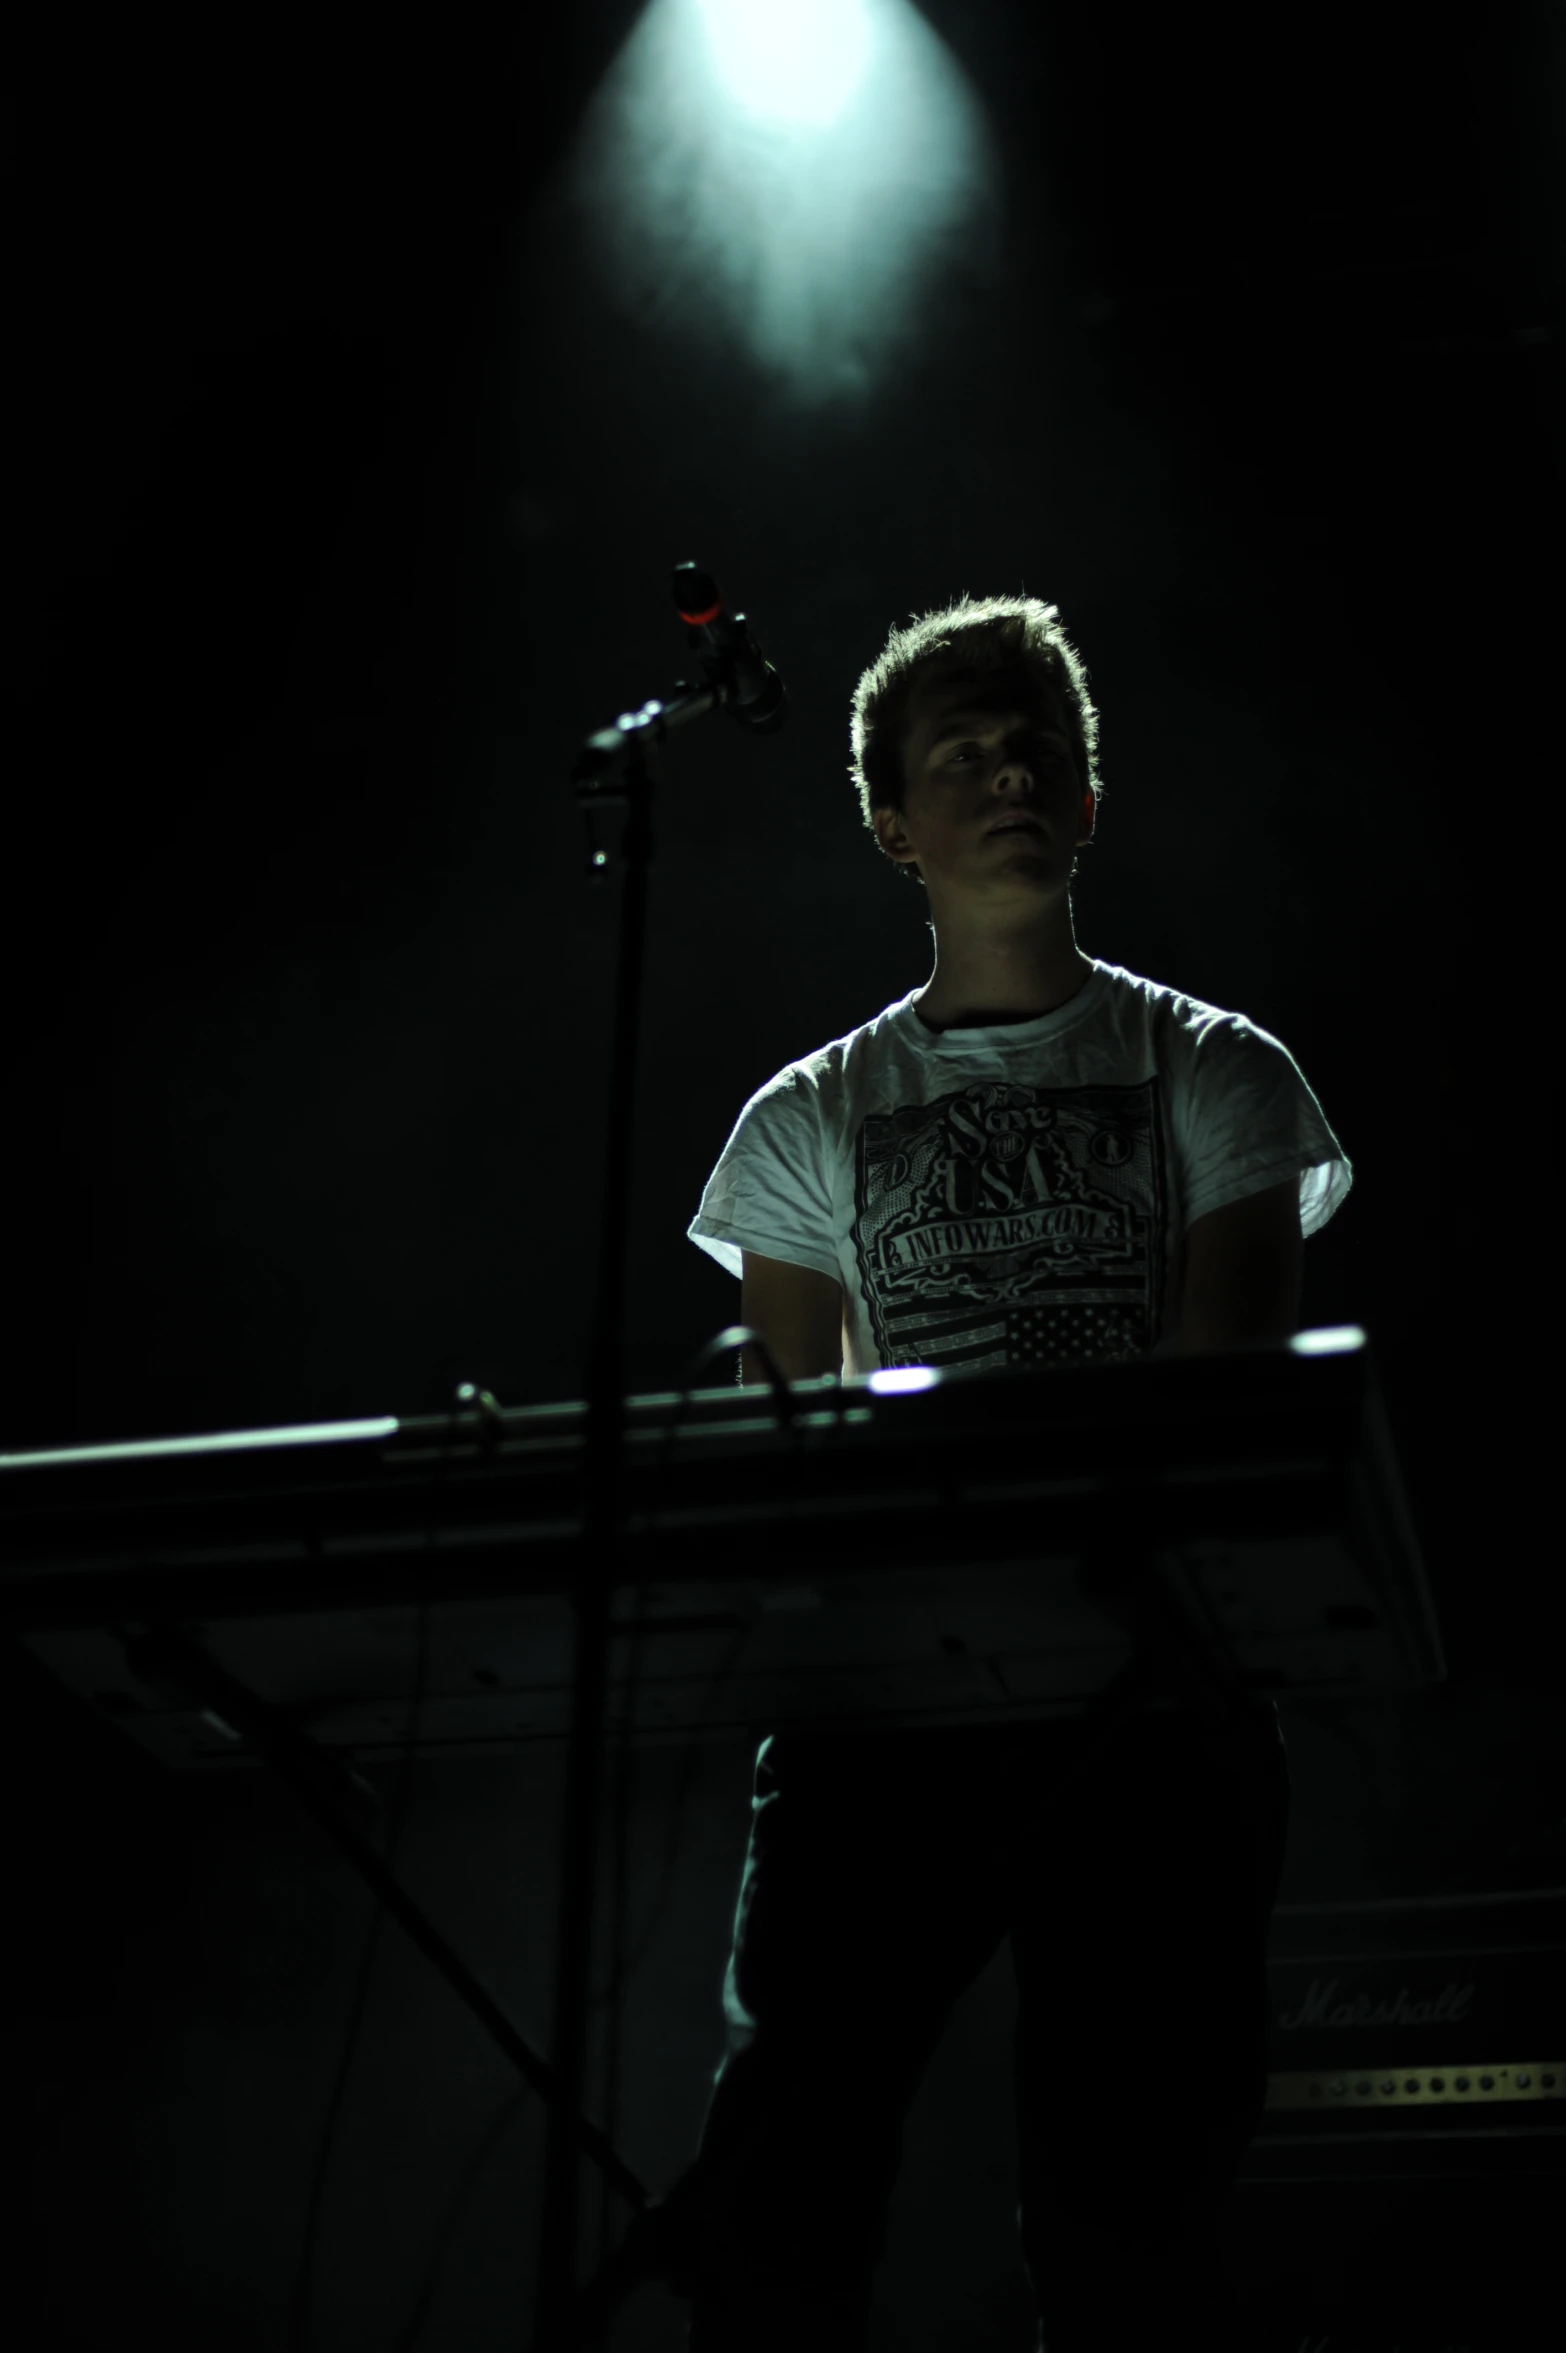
[852,1078,1167,1372]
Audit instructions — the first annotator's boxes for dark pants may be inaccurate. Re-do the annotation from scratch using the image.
[681,1698,1290,2352]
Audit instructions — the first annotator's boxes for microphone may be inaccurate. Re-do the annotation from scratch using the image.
[671,561,787,736]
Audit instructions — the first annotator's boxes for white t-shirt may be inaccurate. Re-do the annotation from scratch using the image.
[688,958,1352,1377]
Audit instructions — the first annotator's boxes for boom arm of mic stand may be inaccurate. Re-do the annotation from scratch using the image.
[571,675,720,878]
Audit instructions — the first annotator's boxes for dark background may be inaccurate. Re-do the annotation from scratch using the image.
[4,4,1562,2347]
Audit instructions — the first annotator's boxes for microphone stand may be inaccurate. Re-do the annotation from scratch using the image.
[532,564,785,2350]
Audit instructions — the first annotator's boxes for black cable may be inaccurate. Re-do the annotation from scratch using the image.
[382,1328,810,2353]
[284,1380,467,2350]
[399,2079,532,2353]
[583,1322,810,2335]
[587,1322,803,2000]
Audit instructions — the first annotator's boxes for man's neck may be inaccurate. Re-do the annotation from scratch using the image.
[913,916,1093,1033]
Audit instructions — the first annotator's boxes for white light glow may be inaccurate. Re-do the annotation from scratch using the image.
[698,0,873,128]
[867,1365,939,1394]
[1288,1326,1368,1356]
[542,0,1001,417]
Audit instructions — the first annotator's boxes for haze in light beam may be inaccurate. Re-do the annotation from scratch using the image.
[542,0,1001,416]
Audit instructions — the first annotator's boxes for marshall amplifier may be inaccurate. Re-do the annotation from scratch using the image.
[1221,1882,1564,2348]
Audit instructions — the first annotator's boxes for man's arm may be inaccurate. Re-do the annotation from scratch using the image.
[739,1251,844,1385]
[1178,1176,1304,1353]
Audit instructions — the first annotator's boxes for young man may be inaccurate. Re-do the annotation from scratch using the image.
[691,593,1349,1391]
[673,593,1352,2352]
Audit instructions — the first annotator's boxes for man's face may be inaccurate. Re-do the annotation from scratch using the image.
[873,668,1091,903]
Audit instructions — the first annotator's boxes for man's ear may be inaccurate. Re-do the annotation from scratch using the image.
[874,804,916,865]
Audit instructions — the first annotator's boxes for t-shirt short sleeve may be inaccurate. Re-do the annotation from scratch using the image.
[687,1067,842,1283]
[1179,1010,1352,1236]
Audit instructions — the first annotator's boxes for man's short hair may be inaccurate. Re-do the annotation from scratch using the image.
[847,592,1105,885]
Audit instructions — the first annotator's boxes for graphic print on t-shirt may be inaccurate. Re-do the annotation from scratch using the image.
[852,1078,1167,1371]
